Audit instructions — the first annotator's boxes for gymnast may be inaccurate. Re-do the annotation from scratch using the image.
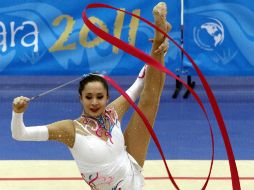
[11,2,171,189]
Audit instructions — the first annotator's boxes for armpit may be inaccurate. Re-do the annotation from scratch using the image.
[48,120,75,148]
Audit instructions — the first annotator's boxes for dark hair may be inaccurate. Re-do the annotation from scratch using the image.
[78,74,109,96]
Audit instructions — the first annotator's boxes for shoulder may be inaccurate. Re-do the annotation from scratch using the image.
[48,120,75,131]
[48,120,76,148]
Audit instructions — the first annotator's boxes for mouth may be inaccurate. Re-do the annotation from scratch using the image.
[90,108,100,113]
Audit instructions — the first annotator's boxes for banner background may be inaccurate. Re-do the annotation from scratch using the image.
[183,0,254,76]
[0,0,181,76]
[1,0,254,76]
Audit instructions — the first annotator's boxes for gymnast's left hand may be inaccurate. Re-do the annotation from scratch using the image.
[154,38,169,55]
[12,96,30,113]
[149,38,169,55]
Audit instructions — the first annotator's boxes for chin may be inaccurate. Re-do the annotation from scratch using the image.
[89,111,103,118]
[90,113,100,118]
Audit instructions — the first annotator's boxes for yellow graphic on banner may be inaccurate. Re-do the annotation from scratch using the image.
[49,9,140,53]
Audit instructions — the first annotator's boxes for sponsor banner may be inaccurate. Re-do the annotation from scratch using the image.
[0,0,181,75]
[183,0,254,76]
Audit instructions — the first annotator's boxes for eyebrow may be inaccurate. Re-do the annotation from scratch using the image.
[85,93,104,95]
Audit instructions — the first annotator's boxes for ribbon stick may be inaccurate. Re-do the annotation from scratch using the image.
[82,3,240,190]
[30,76,85,101]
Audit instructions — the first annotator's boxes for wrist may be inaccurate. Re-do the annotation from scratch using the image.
[12,111,24,116]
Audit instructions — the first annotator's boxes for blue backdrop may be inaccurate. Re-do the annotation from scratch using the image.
[1,1,254,161]
[183,0,254,76]
[1,0,254,76]
[0,0,181,76]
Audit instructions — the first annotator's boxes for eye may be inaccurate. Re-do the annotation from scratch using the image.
[85,96,92,100]
[97,96,104,100]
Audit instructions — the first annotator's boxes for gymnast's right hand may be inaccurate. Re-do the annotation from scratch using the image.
[12,96,30,113]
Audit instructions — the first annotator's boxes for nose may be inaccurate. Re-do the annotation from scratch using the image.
[91,98,98,106]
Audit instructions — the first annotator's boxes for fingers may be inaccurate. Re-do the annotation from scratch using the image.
[154,38,169,55]
[13,96,30,105]
[13,96,30,113]
[149,38,169,54]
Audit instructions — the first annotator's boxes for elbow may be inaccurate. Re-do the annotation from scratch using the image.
[12,133,20,141]
[11,131,24,141]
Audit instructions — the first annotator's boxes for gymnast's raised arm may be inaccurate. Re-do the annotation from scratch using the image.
[108,33,170,121]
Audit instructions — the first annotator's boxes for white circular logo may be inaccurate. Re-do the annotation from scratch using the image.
[193,18,224,51]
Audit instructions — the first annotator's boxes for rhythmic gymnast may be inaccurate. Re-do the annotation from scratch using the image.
[11,2,171,189]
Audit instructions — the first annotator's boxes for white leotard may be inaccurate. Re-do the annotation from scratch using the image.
[11,70,146,190]
[71,108,144,190]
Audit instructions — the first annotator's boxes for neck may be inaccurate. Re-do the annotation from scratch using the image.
[82,111,105,120]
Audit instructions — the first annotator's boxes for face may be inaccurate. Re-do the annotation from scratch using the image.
[80,81,108,117]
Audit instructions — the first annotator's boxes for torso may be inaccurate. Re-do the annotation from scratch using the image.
[71,107,125,165]
[70,107,135,189]
[49,107,144,189]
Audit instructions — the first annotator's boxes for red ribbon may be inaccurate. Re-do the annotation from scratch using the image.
[82,3,240,190]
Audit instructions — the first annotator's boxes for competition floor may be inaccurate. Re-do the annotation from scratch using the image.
[1,76,254,189]
[0,160,253,190]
